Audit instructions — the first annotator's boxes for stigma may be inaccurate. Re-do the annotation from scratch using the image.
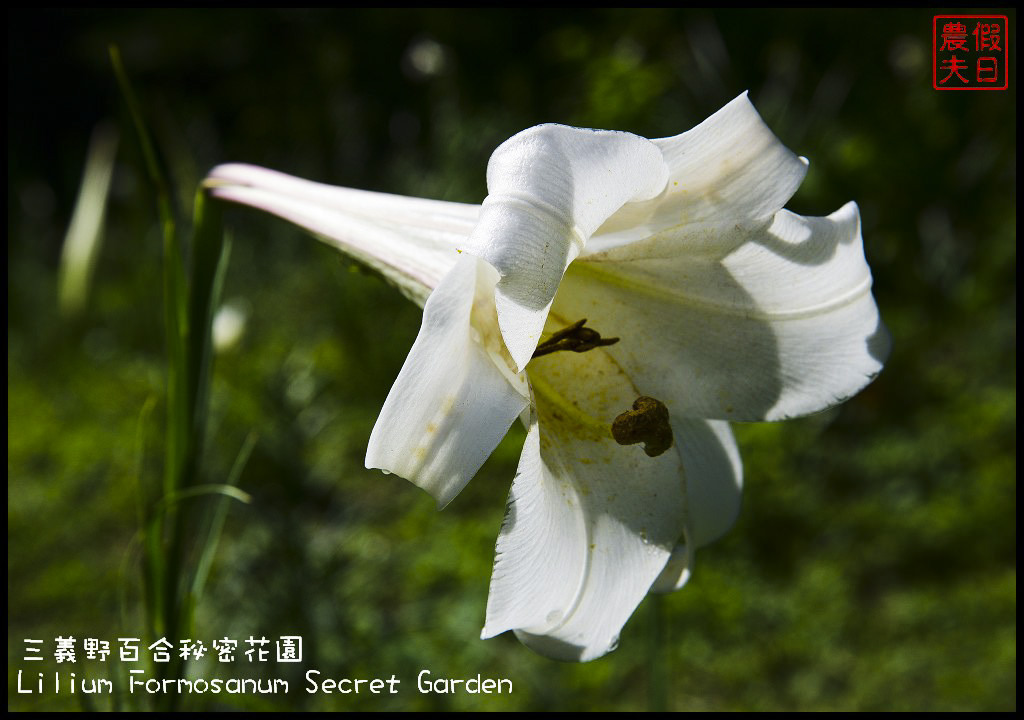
[611,396,673,457]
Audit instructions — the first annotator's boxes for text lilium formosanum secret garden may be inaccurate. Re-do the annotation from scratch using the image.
[204,92,889,662]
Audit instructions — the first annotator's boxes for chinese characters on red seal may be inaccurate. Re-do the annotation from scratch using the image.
[933,15,1009,90]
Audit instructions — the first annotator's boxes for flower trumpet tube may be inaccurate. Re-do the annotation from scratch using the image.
[205,92,889,662]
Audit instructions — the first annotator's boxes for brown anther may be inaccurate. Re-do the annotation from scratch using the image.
[532,319,620,359]
[611,396,674,457]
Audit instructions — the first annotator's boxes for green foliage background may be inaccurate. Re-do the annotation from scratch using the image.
[8,9,1015,711]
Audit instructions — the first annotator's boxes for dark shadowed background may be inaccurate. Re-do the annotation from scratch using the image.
[8,8,1015,711]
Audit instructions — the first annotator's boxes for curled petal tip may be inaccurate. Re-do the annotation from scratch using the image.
[464,124,669,370]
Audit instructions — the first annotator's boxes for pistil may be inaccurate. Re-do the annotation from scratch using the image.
[611,396,674,457]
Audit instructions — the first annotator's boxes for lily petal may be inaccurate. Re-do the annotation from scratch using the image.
[675,417,743,548]
[650,543,693,595]
[463,125,669,371]
[520,324,742,603]
[206,163,478,306]
[650,418,742,594]
[483,348,686,662]
[556,202,888,422]
[365,255,528,507]
[654,91,808,225]
[586,92,808,253]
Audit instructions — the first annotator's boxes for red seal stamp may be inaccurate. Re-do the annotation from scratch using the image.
[933,15,1009,90]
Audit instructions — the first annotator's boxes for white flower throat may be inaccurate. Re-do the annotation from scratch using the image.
[529,318,674,458]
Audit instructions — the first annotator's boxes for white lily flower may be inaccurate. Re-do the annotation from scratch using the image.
[205,93,888,662]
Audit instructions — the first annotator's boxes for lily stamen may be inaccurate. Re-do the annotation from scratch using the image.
[531,319,620,359]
